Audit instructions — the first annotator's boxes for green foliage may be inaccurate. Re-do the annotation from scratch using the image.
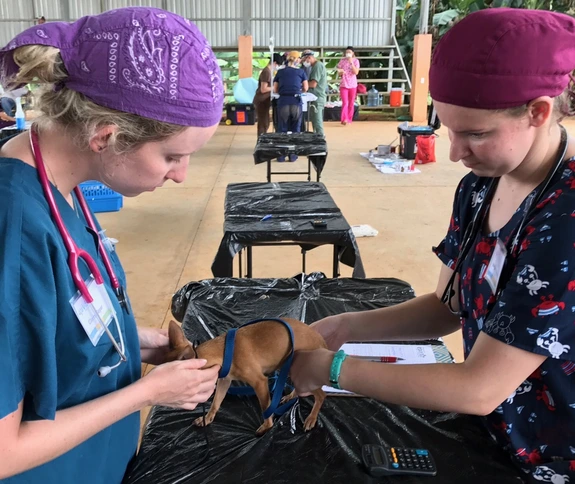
[216,51,271,103]
[217,1,575,106]
[396,0,575,83]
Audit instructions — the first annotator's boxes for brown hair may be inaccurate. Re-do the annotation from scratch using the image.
[6,45,185,154]
[501,87,575,122]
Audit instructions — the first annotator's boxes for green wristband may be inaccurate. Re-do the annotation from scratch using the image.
[329,350,348,390]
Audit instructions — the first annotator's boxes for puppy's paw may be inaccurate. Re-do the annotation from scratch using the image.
[280,392,297,405]
[303,415,318,432]
[193,415,214,427]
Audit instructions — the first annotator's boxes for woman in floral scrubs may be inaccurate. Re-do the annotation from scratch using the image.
[289,8,575,483]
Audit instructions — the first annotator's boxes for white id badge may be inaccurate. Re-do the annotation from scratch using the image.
[485,239,507,295]
[70,276,117,346]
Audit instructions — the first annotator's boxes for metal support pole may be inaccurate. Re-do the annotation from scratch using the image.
[241,0,251,36]
[317,0,323,51]
[387,48,395,94]
[59,0,70,21]
[419,0,430,34]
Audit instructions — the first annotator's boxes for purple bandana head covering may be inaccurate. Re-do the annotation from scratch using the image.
[429,8,575,110]
[0,7,224,127]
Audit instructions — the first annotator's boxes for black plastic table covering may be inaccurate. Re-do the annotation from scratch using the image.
[254,133,328,182]
[0,125,23,140]
[254,132,327,168]
[124,274,523,484]
[211,182,366,278]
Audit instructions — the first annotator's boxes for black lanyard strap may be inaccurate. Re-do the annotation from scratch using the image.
[441,125,569,317]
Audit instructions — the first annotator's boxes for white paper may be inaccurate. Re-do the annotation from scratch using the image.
[341,343,436,363]
[323,343,437,395]
[376,165,421,175]
[359,153,421,174]
[351,224,379,238]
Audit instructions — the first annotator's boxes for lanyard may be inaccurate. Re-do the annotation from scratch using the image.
[29,127,130,313]
[441,126,569,316]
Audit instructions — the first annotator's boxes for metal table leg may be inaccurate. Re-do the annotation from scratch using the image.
[247,245,253,278]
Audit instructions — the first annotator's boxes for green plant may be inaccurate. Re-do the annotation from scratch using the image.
[396,1,575,86]
[431,0,574,40]
[396,0,427,74]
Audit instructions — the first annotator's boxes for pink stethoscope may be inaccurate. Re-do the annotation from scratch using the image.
[30,127,128,376]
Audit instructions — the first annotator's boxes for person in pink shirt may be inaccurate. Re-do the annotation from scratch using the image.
[337,46,360,125]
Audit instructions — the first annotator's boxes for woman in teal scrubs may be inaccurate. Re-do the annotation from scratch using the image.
[0,8,222,483]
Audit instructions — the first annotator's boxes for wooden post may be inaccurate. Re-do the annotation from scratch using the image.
[409,34,432,124]
[238,35,253,79]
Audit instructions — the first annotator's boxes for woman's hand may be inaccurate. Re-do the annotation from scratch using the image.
[141,359,220,410]
[138,326,170,365]
[310,314,351,351]
[337,68,344,75]
[290,348,335,396]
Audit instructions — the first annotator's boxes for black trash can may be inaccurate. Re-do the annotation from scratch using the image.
[397,125,435,159]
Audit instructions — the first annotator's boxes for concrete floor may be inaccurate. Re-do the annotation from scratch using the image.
[94,118,575,429]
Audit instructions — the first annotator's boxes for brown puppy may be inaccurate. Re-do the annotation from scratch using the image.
[166,318,327,436]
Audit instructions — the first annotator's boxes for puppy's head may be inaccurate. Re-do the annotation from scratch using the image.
[166,320,197,361]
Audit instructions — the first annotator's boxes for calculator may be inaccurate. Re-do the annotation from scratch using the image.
[362,444,437,477]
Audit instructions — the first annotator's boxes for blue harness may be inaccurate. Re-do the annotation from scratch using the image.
[218,318,297,419]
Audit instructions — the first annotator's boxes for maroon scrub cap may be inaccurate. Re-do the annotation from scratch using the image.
[429,8,575,110]
[0,7,224,127]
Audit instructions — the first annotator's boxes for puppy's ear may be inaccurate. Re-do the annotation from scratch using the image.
[168,320,189,351]
[167,320,196,361]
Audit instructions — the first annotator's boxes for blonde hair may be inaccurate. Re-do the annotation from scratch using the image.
[286,51,300,66]
[6,45,186,154]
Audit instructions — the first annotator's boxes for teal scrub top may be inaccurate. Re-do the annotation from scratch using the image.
[0,153,142,483]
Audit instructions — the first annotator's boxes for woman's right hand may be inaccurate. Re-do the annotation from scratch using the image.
[141,359,220,410]
[310,314,351,351]
[337,68,344,75]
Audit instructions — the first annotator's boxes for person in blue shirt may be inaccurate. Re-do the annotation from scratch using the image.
[290,9,575,482]
[0,8,223,483]
[273,51,308,162]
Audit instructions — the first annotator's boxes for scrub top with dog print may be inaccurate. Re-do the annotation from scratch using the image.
[433,159,575,483]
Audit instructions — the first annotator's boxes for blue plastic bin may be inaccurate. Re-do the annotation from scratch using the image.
[79,181,123,213]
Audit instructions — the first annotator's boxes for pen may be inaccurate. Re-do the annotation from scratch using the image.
[350,356,404,363]
[261,214,272,222]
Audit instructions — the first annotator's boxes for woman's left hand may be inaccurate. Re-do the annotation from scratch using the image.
[290,348,335,396]
[138,326,170,365]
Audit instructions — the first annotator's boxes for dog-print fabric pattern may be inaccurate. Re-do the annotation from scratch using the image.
[433,163,575,480]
